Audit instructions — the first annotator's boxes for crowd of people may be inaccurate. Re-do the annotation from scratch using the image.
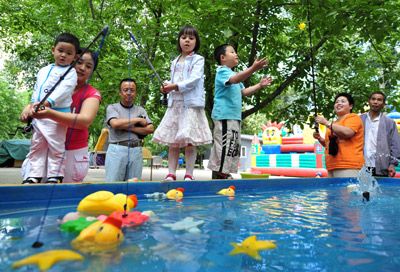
[19,26,400,183]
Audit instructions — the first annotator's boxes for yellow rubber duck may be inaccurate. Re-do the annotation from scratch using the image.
[77,191,138,216]
[217,185,236,197]
[71,216,124,254]
[166,187,185,200]
[12,249,83,271]
[229,235,276,260]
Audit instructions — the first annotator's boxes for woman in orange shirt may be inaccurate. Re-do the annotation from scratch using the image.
[313,93,364,177]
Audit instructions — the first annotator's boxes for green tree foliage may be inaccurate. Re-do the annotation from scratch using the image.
[1,0,399,144]
[0,76,28,140]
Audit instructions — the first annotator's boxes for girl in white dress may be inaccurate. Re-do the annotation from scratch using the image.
[153,25,212,181]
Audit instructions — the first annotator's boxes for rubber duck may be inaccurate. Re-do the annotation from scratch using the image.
[229,235,276,260]
[217,185,236,197]
[77,191,138,216]
[166,187,185,200]
[12,249,83,271]
[71,216,124,254]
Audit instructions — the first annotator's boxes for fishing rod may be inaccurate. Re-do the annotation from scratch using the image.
[23,25,109,133]
[29,25,109,250]
[306,0,318,133]
[128,31,167,106]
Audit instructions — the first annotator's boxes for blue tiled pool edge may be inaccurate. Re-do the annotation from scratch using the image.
[0,177,398,211]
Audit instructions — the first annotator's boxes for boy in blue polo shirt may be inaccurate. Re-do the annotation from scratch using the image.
[208,44,272,179]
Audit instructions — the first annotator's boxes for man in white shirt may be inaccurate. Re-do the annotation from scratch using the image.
[361,91,400,177]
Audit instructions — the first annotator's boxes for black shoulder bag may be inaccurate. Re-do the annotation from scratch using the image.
[328,123,339,156]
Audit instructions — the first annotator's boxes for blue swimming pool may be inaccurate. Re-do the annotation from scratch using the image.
[1,178,399,271]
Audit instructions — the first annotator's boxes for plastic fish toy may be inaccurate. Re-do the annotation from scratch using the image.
[144,192,167,200]
[98,211,150,228]
[71,216,124,254]
[166,188,185,200]
[12,249,83,271]
[60,217,98,234]
[77,191,138,216]
[162,216,204,234]
[229,235,276,260]
[60,211,81,223]
[217,185,236,197]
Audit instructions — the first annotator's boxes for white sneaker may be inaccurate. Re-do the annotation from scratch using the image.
[184,174,194,181]
[164,173,176,181]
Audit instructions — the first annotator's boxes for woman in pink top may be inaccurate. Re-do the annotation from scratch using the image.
[27,49,101,182]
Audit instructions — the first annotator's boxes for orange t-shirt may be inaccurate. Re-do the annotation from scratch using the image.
[325,113,364,170]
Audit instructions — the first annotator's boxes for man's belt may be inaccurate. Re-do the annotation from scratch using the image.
[113,140,143,148]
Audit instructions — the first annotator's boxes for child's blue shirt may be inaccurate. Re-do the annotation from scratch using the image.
[211,65,244,121]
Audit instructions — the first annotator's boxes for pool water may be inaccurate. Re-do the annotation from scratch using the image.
[1,181,400,271]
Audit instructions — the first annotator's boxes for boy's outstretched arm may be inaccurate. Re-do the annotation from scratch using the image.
[229,58,268,84]
[242,76,272,96]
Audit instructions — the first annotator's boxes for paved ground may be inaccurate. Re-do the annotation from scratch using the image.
[0,166,242,185]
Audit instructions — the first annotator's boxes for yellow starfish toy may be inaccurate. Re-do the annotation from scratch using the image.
[12,249,83,271]
[229,235,276,260]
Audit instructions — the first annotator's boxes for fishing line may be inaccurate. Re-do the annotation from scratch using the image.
[123,45,134,217]
[57,31,109,183]
[23,25,109,133]
[306,0,319,132]
[31,25,109,248]
[128,31,167,106]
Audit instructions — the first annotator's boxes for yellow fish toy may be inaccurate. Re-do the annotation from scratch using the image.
[71,216,124,254]
[166,187,185,200]
[77,190,138,216]
[217,185,236,197]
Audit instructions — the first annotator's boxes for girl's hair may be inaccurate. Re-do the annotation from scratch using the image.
[78,48,98,72]
[334,92,354,112]
[177,25,200,53]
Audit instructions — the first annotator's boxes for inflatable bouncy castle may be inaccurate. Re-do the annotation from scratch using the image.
[387,111,400,134]
[250,121,328,177]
